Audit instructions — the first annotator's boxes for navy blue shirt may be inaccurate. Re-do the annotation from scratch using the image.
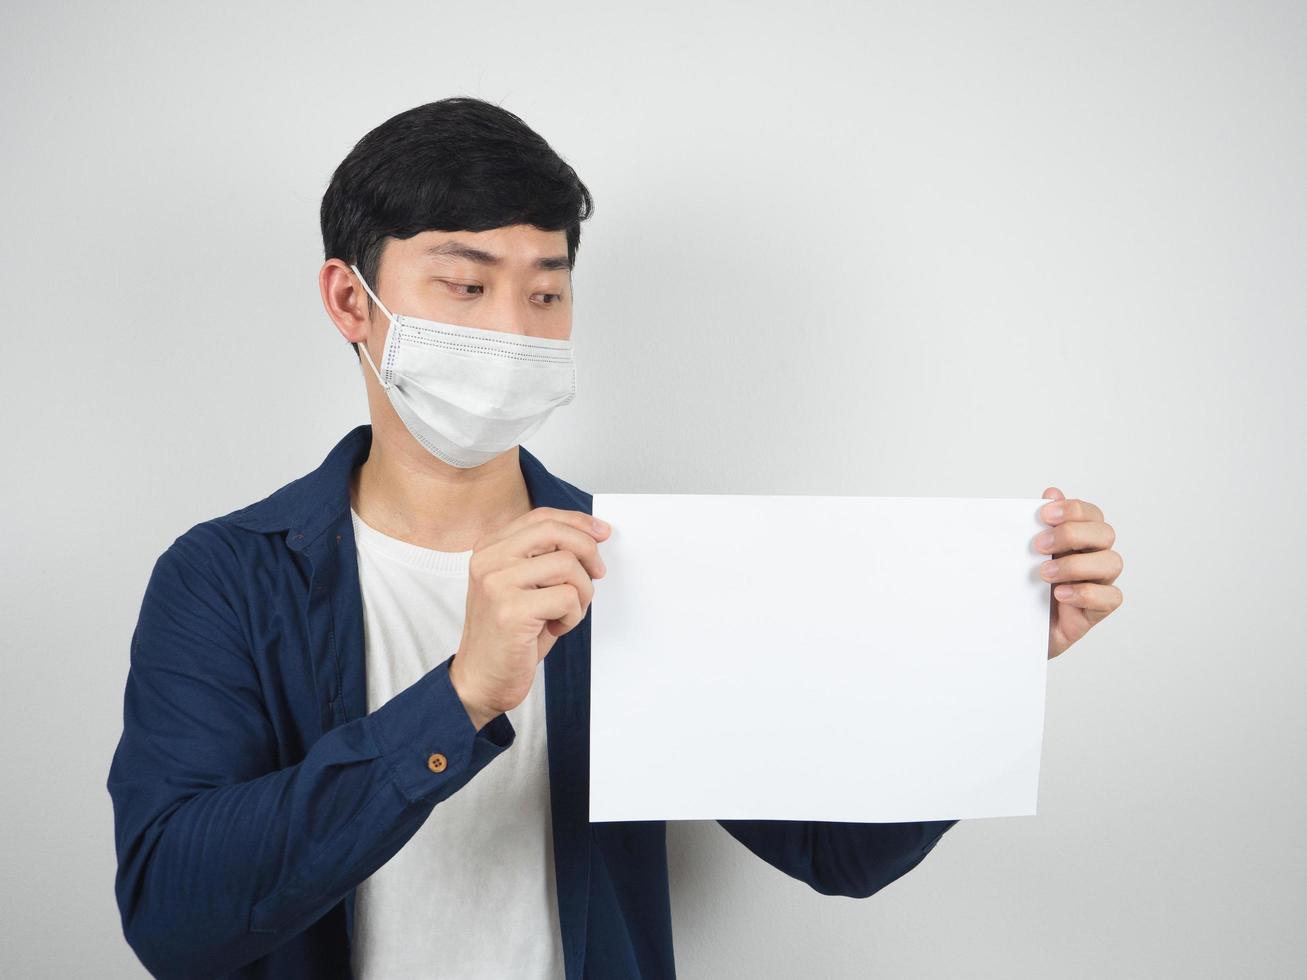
[107,424,958,979]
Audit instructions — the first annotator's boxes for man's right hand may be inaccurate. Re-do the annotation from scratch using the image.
[448,506,611,731]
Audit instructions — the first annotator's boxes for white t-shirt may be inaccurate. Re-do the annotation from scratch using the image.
[348,507,566,980]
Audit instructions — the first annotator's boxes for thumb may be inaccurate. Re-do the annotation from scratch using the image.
[1042,486,1065,501]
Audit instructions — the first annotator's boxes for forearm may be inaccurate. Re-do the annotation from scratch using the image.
[109,655,514,978]
[717,817,959,899]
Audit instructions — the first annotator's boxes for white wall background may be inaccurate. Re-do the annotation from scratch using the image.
[2,1,1303,977]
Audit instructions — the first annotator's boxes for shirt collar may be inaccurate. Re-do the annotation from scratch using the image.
[223,424,589,551]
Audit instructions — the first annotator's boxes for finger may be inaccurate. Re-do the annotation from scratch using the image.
[497,549,597,609]
[1052,581,1124,613]
[483,518,608,581]
[509,520,607,579]
[477,506,609,551]
[1038,549,1124,586]
[1039,497,1105,526]
[519,582,586,633]
[1034,518,1116,555]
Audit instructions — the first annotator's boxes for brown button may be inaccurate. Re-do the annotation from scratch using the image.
[427,753,447,773]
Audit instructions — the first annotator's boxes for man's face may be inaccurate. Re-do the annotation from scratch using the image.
[366,223,573,342]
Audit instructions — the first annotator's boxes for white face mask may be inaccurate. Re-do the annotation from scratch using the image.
[350,262,577,468]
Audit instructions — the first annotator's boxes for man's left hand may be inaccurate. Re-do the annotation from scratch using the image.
[1035,487,1124,659]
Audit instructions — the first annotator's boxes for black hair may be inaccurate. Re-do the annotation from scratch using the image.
[320,96,594,358]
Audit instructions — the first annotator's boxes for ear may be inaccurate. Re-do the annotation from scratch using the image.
[320,259,375,347]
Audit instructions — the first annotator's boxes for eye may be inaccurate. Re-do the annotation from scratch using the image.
[443,281,483,296]
[534,293,564,305]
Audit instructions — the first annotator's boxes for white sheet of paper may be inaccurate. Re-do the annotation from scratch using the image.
[588,494,1051,823]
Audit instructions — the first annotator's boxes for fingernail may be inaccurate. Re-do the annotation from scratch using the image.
[1036,530,1056,551]
[1041,561,1059,578]
[592,517,610,532]
[1045,504,1063,521]
[1055,584,1075,599]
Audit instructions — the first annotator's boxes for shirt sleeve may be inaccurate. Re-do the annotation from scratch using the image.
[106,528,516,979]
[716,817,958,898]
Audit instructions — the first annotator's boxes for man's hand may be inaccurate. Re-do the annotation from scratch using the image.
[1035,487,1124,659]
[448,506,611,729]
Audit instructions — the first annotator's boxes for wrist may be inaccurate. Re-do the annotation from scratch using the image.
[448,654,498,732]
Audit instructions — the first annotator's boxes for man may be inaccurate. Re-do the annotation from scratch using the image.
[106,97,1125,979]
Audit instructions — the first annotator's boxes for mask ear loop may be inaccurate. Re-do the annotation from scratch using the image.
[349,263,395,391]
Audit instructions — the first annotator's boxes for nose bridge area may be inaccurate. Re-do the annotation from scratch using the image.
[484,282,534,336]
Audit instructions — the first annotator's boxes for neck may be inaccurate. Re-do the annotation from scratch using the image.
[349,419,533,552]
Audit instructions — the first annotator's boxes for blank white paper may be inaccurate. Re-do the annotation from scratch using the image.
[588,494,1051,823]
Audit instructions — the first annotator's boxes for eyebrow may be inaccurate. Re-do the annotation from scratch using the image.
[423,240,571,271]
